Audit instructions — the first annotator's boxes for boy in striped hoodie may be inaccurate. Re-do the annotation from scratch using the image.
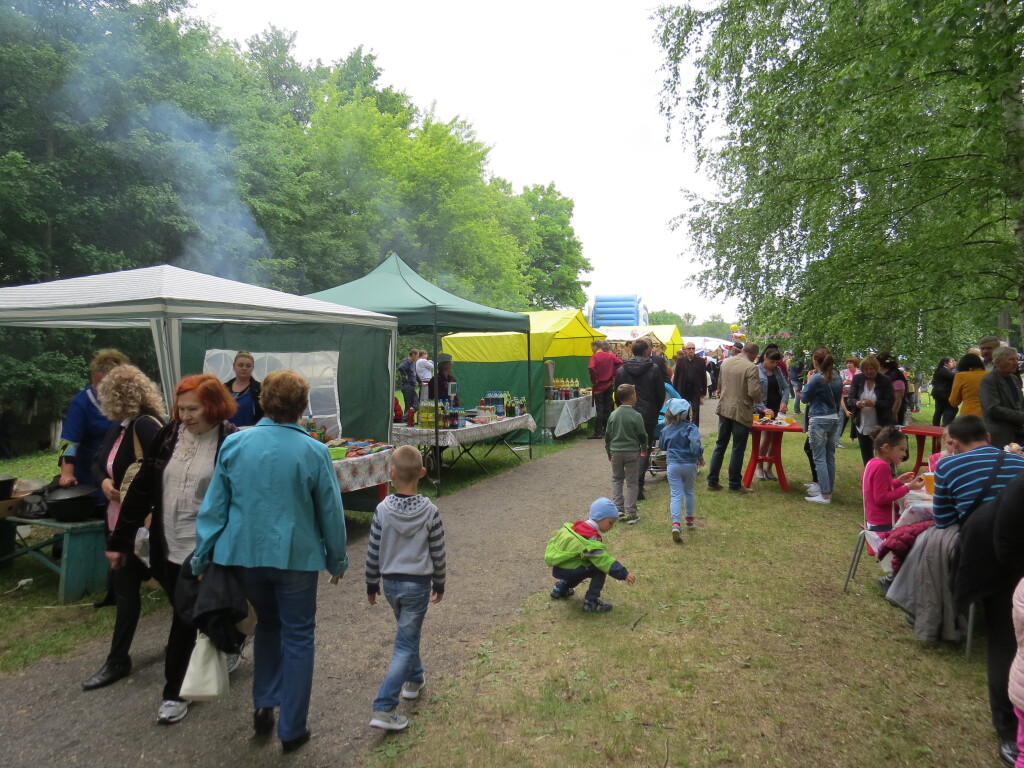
[366,445,446,732]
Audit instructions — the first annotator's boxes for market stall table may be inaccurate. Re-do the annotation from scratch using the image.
[332,447,394,501]
[742,421,805,491]
[391,413,537,489]
[544,395,596,438]
[901,424,945,475]
[0,516,107,603]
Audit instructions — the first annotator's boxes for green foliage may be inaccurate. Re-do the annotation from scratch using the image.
[0,0,587,312]
[656,0,1024,365]
[650,309,697,334]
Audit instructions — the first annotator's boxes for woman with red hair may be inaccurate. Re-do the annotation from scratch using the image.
[108,374,239,725]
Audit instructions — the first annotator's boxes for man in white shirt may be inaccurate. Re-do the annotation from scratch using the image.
[415,352,434,401]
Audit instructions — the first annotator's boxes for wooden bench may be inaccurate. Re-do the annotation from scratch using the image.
[0,516,108,603]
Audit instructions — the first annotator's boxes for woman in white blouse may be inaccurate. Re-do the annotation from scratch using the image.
[109,374,238,725]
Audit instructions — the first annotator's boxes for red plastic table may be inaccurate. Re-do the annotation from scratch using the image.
[900,424,944,475]
[742,421,805,491]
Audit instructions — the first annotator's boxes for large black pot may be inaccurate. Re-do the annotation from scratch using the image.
[0,474,14,500]
[46,484,100,523]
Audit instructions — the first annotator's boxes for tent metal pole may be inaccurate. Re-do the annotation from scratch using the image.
[432,320,441,496]
[149,318,178,413]
[527,333,532,459]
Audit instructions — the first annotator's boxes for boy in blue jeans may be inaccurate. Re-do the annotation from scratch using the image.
[545,498,636,613]
[367,445,446,731]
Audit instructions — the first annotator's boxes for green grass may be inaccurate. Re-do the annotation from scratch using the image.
[0,429,588,673]
[368,411,994,768]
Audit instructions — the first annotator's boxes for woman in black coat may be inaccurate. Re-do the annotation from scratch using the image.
[83,365,166,691]
[845,355,895,465]
[930,357,958,426]
[109,374,238,724]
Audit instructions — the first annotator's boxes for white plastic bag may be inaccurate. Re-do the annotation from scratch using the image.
[180,633,229,701]
[133,527,151,568]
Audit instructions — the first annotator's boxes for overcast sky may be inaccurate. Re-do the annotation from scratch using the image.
[186,0,740,323]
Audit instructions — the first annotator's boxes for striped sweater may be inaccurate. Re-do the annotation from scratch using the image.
[365,493,446,595]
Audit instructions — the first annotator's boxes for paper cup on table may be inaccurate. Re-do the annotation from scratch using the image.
[923,472,935,495]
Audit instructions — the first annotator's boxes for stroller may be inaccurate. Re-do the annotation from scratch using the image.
[648,382,687,477]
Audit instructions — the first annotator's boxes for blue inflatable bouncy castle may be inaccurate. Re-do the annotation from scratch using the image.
[590,295,648,327]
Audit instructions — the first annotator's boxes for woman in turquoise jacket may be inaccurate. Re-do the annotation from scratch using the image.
[193,369,347,754]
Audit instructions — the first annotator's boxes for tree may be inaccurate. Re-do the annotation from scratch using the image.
[519,183,590,309]
[656,0,1024,364]
[649,309,696,334]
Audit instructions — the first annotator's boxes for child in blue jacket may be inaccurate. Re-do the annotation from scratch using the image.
[658,398,704,542]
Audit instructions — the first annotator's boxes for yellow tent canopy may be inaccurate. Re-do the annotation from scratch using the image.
[443,309,605,363]
[595,324,683,357]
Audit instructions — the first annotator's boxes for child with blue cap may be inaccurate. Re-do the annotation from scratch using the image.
[544,498,637,613]
[659,398,704,542]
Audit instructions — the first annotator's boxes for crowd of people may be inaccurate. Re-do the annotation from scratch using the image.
[52,348,442,752]
[579,332,1024,767]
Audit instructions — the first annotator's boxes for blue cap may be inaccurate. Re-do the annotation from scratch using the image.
[589,497,620,521]
[665,398,691,415]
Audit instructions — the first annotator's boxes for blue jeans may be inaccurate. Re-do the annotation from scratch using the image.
[667,461,698,523]
[808,418,841,495]
[707,416,750,490]
[552,564,606,602]
[238,567,319,742]
[373,579,431,713]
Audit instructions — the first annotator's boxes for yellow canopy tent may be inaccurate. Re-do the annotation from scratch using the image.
[595,324,683,357]
[442,310,605,432]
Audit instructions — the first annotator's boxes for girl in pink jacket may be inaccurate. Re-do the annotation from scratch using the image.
[861,426,924,531]
[1010,578,1024,767]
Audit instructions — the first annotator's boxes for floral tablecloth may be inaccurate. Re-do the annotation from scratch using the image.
[390,413,537,448]
[332,448,393,493]
[543,396,595,437]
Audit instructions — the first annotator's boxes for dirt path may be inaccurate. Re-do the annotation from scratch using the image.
[0,434,647,768]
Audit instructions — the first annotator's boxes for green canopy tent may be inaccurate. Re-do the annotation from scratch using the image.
[307,253,532,490]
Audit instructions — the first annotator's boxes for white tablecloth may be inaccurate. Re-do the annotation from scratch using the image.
[390,414,537,448]
[332,449,393,492]
[543,396,595,437]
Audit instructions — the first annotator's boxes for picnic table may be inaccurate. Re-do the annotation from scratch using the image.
[741,421,805,491]
[332,447,393,502]
[901,424,944,475]
[0,516,108,603]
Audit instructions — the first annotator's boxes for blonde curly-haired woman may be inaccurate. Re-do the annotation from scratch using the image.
[81,365,166,691]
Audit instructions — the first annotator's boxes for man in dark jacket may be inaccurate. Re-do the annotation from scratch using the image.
[614,339,666,498]
[672,342,706,427]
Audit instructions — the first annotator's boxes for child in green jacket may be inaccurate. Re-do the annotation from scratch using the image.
[544,498,636,613]
[604,383,648,523]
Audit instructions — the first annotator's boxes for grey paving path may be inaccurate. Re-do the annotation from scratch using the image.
[0,437,622,768]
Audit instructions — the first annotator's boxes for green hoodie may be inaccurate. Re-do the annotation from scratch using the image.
[544,522,617,574]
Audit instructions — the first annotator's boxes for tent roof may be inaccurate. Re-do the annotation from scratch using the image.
[442,309,604,362]
[595,324,683,356]
[0,265,397,330]
[306,252,528,334]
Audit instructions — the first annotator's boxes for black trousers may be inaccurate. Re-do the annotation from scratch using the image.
[932,395,957,426]
[857,434,874,466]
[637,420,656,487]
[107,555,148,665]
[680,389,702,428]
[804,437,818,483]
[156,561,199,701]
[983,579,1019,742]
[552,565,606,602]
[594,389,614,435]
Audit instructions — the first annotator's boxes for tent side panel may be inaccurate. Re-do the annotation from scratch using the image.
[180,322,393,441]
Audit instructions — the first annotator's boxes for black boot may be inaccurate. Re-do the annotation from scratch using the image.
[82,658,132,690]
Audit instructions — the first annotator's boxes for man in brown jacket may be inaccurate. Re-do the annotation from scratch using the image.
[707,342,761,492]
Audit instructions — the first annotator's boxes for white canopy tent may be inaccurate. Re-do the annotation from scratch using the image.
[0,265,398,410]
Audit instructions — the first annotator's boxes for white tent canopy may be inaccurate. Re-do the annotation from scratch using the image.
[0,265,397,404]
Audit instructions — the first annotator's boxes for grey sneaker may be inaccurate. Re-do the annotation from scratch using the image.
[623,513,640,524]
[157,699,189,724]
[370,711,409,730]
[550,581,574,599]
[401,678,425,700]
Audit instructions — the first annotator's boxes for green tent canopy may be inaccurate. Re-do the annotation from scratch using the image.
[306,252,529,334]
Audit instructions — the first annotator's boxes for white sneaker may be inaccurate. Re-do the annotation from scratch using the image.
[804,495,831,504]
[370,711,409,730]
[401,678,425,700]
[157,699,190,724]
[805,483,820,495]
[226,636,249,674]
